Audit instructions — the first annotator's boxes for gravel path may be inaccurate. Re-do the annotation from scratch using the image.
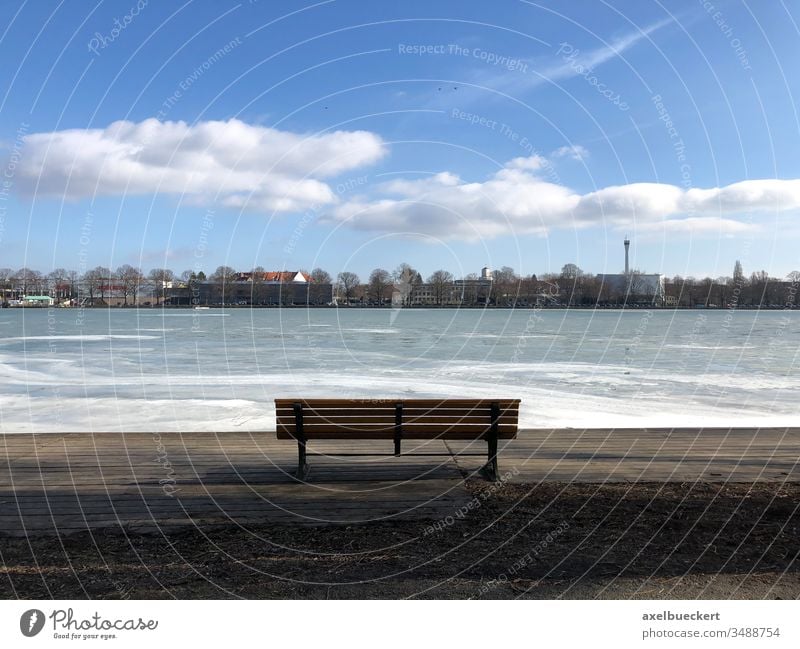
[2,481,798,599]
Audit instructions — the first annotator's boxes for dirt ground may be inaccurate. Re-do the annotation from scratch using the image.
[1,481,798,599]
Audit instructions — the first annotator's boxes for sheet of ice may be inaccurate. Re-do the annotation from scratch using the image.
[0,308,798,432]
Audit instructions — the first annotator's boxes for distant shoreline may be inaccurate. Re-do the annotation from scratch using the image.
[3,304,798,311]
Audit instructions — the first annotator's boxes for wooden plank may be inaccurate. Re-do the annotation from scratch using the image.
[275,406,520,416]
[277,414,397,425]
[276,428,518,440]
[276,414,518,426]
[275,398,521,408]
[276,421,516,430]
[383,406,518,415]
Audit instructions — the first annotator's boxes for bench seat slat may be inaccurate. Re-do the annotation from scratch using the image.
[276,415,518,426]
[276,407,518,416]
[277,424,517,437]
[277,422,518,431]
[275,398,520,408]
[276,429,518,440]
[276,409,519,420]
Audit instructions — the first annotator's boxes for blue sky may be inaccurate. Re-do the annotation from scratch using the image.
[1,0,799,281]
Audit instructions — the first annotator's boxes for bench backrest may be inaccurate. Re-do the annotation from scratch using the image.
[275,398,520,440]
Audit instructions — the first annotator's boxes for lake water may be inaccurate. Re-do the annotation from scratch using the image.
[0,307,797,432]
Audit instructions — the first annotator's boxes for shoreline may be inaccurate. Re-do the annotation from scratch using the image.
[2,423,800,434]
[4,304,798,310]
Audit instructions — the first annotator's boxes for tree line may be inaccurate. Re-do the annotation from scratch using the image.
[0,265,184,305]
[336,261,800,307]
[1,259,798,308]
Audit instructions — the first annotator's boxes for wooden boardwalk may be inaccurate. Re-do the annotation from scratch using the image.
[1,428,798,536]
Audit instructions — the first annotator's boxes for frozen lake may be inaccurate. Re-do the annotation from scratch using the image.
[0,307,798,432]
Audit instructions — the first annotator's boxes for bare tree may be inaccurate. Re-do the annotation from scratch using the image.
[210,266,237,305]
[0,268,12,302]
[90,266,111,303]
[64,270,79,302]
[580,274,601,305]
[427,269,454,306]
[310,268,332,284]
[393,263,422,306]
[148,268,175,306]
[493,266,518,306]
[14,267,44,295]
[787,271,800,308]
[367,268,391,305]
[393,263,422,286]
[337,271,360,304]
[82,268,102,304]
[183,270,205,306]
[48,268,68,302]
[712,277,729,307]
[750,270,769,307]
[117,265,144,305]
[249,266,266,305]
[307,268,332,305]
[697,277,714,307]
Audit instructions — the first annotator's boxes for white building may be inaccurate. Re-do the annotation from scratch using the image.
[596,272,665,304]
[21,295,55,306]
[596,239,665,305]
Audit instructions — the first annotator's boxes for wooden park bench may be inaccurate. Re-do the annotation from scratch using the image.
[275,398,520,481]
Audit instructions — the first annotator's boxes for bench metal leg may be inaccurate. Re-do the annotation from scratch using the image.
[294,402,309,480]
[481,401,500,482]
[483,433,499,482]
[394,402,403,456]
[296,439,309,480]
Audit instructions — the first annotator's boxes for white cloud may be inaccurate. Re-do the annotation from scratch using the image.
[506,154,549,170]
[551,145,589,161]
[684,179,800,214]
[324,156,796,239]
[637,217,755,235]
[380,172,461,196]
[19,118,387,213]
[573,183,683,223]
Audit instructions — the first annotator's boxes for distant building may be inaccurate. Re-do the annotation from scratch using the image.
[22,295,54,306]
[596,239,665,305]
[234,271,308,284]
[168,270,332,306]
[453,275,493,305]
[409,283,461,306]
[596,272,665,305]
[410,266,497,306]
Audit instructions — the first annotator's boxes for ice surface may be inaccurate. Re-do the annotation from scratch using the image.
[0,308,797,432]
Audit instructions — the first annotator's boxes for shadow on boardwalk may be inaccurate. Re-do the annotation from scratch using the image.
[2,481,798,599]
